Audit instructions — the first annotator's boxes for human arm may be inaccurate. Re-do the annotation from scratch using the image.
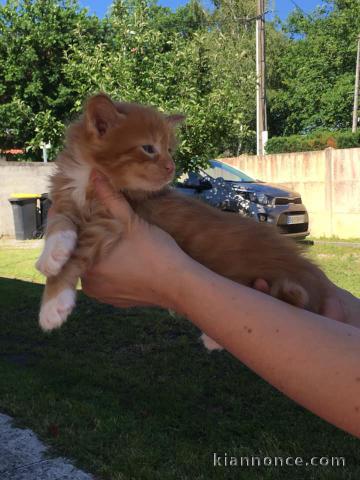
[172,257,360,438]
[82,171,360,438]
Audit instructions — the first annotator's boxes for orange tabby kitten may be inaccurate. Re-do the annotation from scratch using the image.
[36,93,330,349]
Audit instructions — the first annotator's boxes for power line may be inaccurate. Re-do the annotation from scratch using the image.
[289,0,311,18]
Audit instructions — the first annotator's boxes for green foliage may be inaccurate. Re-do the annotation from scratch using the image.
[265,130,360,154]
[269,0,360,135]
[0,0,359,168]
[61,0,261,170]
[0,0,261,169]
[0,0,105,159]
[28,110,65,159]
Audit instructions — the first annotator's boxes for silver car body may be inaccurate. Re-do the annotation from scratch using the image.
[177,160,310,239]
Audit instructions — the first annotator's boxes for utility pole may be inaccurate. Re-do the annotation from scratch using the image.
[352,34,360,133]
[256,0,268,155]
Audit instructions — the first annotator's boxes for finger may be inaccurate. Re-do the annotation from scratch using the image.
[321,296,347,323]
[253,278,271,294]
[90,169,135,225]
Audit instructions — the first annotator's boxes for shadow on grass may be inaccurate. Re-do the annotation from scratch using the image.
[0,277,359,480]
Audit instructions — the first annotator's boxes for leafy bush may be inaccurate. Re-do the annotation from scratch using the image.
[265,130,360,154]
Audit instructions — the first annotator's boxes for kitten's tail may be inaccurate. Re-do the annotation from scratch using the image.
[270,278,309,309]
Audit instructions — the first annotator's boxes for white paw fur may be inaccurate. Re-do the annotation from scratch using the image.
[39,288,76,331]
[200,333,223,351]
[36,230,77,277]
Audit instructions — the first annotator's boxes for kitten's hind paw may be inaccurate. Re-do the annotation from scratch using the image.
[36,230,77,277]
[200,333,223,351]
[271,279,309,309]
[39,288,76,331]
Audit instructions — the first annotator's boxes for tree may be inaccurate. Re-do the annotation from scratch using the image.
[204,0,258,155]
[0,0,104,157]
[268,0,360,135]
[0,0,278,166]
[64,0,260,170]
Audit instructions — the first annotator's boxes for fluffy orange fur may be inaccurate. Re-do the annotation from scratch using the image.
[36,93,329,333]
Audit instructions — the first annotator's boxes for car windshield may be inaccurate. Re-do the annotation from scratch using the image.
[202,160,255,182]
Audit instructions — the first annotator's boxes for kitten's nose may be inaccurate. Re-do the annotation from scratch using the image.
[165,162,175,174]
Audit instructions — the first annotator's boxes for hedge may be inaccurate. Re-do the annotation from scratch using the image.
[265,130,360,154]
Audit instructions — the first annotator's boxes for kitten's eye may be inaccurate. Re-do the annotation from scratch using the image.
[142,144,156,154]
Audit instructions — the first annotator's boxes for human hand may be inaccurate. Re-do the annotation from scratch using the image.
[79,170,358,325]
[252,278,354,325]
[81,171,190,309]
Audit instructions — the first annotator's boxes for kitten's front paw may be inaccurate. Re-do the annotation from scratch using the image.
[200,333,223,351]
[39,288,76,331]
[36,230,77,277]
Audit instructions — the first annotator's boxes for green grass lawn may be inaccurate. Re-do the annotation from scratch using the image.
[0,241,359,479]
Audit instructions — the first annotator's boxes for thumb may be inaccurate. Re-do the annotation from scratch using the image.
[90,169,135,226]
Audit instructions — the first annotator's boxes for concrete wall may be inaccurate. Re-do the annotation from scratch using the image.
[1,147,359,239]
[221,147,360,238]
[0,161,55,238]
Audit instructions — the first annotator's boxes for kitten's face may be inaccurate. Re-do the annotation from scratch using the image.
[73,94,184,193]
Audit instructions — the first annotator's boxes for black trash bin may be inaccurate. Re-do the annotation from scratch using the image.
[8,194,41,240]
[38,193,52,236]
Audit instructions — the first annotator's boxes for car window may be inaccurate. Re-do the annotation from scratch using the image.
[203,160,255,182]
[177,171,202,186]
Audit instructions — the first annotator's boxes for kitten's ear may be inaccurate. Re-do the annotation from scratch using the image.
[85,93,125,138]
[166,114,186,126]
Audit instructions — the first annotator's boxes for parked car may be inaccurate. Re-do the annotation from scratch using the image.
[176,160,310,239]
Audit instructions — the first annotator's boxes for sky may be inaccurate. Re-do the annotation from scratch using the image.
[0,0,327,20]
[77,0,326,20]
